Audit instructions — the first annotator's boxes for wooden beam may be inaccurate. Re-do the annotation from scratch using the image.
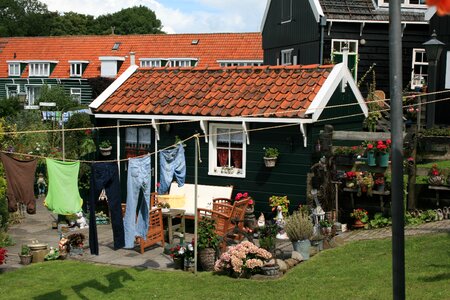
[332,131,405,141]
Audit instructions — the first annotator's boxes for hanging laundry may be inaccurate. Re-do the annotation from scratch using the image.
[44,158,83,215]
[89,162,124,255]
[123,155,151,249]
[0,153,37,214]
[158,144,186,194]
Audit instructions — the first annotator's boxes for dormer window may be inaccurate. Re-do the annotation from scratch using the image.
[8,63,21,76]
[140,59,162,68]
[69,60,89,77]
[167,58,198,67]
[28,61,58,77]
[99,56,125,78]
[378,0,426,7]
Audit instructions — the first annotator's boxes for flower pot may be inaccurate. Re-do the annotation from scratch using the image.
[353,219,365,229]
[99,146,112,156]
[19,254,32,265]
[263,157,277,167]
[367,151,376,166]
[172,257,184,270]
[261,264,280,276]
[184,256,195,272]
[377,152,389,167]
[292,239,311,260]
[428,175,445,186]
[376,184,385,193]
[198,248,216,272]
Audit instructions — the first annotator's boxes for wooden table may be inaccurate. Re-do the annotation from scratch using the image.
[162,209,186,244]
[428,185,450,206]
[343,188,391,211]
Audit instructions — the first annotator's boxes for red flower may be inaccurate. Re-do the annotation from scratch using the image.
[386,139,391,145]
[243,192,248,198]
[248,199,254,205]
[367,144,374,150]
[85,129,92,135]
[428,0,450,16]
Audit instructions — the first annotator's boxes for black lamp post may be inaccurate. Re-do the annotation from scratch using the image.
[422,30,445,129]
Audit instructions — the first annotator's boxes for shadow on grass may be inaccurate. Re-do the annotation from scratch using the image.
[33,270,135,300]
[419,272,450,282]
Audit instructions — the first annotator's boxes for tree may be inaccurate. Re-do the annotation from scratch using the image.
[37,85,80,112]
[50,12,96,36]
[94,6,164,35]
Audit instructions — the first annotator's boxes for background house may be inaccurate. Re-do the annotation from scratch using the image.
[261,0,450,126]
[89,63,368,213]
[0,33,262,108]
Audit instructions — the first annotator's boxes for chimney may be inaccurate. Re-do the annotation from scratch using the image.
[130,52,136,66]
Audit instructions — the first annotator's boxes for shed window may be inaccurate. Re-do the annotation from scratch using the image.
[125,127,151,158]
[281,49,293,65]
[445,51,450,89]
[378,0,426,7]
[208,123,246,178]
[70,88,82,103]
[281,0,292,23]
[410,48,428,90]
[6,85,19,98]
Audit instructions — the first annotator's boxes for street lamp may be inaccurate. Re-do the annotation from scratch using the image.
[422,30,445,129]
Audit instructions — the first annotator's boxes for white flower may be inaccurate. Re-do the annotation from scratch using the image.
[187,243,193,251]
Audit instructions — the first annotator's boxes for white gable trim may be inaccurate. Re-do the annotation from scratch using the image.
[425,7,437,21]
[89,65,138,110]
[309,0,324,23]
[306,63,368,122]
[260,0,271,32]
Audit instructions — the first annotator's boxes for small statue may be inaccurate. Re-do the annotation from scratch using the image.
[257,213,265,228]
[275,205,289,240]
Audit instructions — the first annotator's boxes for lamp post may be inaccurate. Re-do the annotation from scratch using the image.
[422,30,445,129]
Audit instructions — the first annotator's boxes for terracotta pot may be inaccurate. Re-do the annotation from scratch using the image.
[353,219,365,228]
[263,157,277,167]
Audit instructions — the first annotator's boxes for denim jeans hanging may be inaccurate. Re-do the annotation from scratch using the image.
[123,155,151,249]
[89,162,124,255]
[158,144,186,194]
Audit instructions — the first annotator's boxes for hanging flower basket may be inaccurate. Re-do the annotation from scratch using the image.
[264,157,277,167]
[99,146,112,156]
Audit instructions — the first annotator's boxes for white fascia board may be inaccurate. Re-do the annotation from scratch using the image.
[425,7,436,21]
[89,65,138,109]
[139,58,166,61]
[99,56,126,61]
[306,63,367,122]
[309,0,324,23]
[68,60,90,64]
[26,60,59,63]
[167,58,198,61]
[260,0,272,32]
[327,19,427,25]
[6,60,27,63]
[92,113,314,125]
[217,60,263,63]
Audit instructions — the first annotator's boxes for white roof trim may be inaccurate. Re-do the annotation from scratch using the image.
[425,6,437,21]
[26,60,59,63]
[6,60,27,63]
[92,113,314,125]
[89,65,138,110]
[68,60,90,64]
[260,0,272,32]
[167,58,198,61]
[309,0,324,23]
[99,56,126,61]
[306,63,368,122]
[139,58,166,61]
[217,60,263,63]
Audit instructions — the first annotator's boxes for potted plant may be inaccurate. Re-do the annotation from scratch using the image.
[235,192,256,232]
[284,210,314,260]
[374,175,386,192]
[333,145,361,166]
[319,219,333,235]
[363,141,376,166]
[375,139,391,167]
[356,172,374,197]
[343,171,357,188]
[158,201,171,213]
[263,147,279,167]
[268,195,290,217]
[350,208,369,229]
[197,217,220,271]
[257,222,278,254]
[168,244,186,269]
[428,164,445,186]
[99,140,112,156]
[19,244,32,265]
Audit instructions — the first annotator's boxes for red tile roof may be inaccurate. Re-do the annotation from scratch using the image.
[94,64,332,118]
[0,33,262,78]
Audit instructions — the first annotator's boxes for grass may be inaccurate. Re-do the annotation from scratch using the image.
[0,233,449,299]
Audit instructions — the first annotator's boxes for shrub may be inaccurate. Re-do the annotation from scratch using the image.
[284,211,313,241]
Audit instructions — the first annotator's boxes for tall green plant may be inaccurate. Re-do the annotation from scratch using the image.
[197,217,219,250]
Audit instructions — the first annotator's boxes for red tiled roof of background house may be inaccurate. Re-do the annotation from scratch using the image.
[94,64,333,118]
[0,33,262,78]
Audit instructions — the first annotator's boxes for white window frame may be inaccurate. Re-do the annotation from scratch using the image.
[281,0,293,24]
[25,85,42,107]
[5,84,20,98]
[445,51,450,89]
[140,59,162,68]
[70,88,82,103]
[70,63,83,77]
[281,49,294,65]
[411,48,428,90]
[378,0,426,8]
[331,39,359,80]
[29,63,50,77]
[208,123,246,178]
[167,59,198,67]
[217,60,263,67]
[8,63,21,76]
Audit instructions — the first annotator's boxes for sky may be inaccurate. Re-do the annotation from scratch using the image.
[40,0,267,34]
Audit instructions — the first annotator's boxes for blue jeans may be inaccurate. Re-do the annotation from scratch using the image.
[123,155,151,248]
[158,144,186,194]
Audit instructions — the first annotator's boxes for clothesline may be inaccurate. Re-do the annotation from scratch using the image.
[1,89,449,137]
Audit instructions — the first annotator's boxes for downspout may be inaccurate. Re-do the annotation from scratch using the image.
[341,46,349,93]
[319,16,327,65]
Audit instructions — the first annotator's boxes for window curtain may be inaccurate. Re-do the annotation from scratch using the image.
[231,150,242,168]
[217,149,228,166]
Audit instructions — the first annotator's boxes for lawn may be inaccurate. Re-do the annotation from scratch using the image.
[0,233,448,299]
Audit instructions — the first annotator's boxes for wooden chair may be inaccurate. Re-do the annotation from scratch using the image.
[225,198,249,242]
[136,207,165,254]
